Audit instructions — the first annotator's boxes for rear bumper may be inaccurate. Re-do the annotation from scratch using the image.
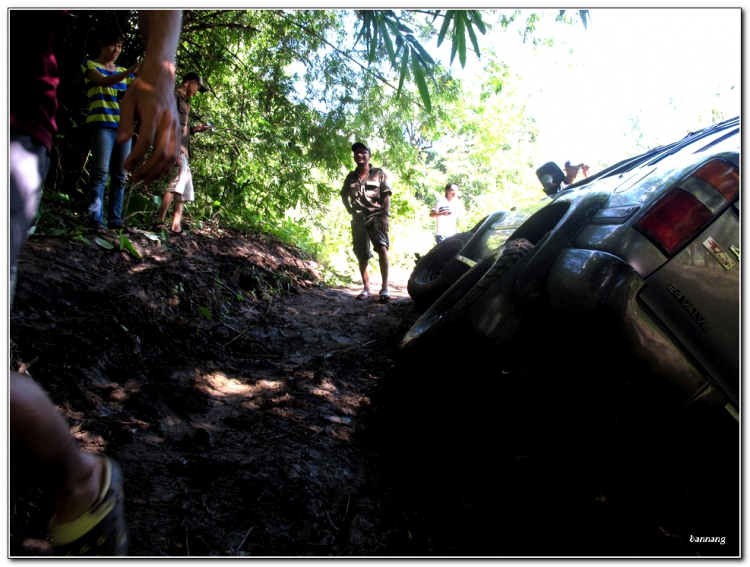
[545,248,712,411]
[469,241,727,414]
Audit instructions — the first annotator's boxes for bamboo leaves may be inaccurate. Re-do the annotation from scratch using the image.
[355,10,486,112]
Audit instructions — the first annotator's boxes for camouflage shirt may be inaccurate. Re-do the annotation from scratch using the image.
[175,90,191,157]
[341,165,392,219]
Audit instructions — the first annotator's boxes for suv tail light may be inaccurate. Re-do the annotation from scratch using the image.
[635,159,739,257]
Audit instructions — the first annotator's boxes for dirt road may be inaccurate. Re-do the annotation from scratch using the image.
[9,229,738,556]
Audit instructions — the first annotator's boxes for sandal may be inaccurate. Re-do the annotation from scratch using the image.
[379,290,391,304]
[91,224,107,236]
[356,290,370,300]
[49,456,128,556]
[168,229,183,238]
[152,222,167,232]
[110,224,136,236]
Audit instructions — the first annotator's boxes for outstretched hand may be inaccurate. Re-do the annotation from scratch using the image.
[116,10,183,186]
[117,60,180,185]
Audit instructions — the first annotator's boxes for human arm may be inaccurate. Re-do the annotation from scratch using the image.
[379,194,391,231]
[117,10,183,185]
[381,194,391,216]
[341,192,354,215]
[429,198,451,217]
[85,62,140,87]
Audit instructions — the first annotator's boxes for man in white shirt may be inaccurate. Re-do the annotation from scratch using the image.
[430,182,462,244]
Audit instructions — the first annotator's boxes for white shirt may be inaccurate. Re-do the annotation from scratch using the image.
[432,196,461,237]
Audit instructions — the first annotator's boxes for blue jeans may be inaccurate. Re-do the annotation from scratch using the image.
[86,127,131,226]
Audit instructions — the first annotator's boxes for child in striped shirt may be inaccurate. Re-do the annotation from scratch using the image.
[81,28,140,234]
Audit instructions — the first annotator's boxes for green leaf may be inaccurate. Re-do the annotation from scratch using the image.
[199,306,213,321]
[95,237,114,250]
[381,21,396,63]
[579,10,590,30]
[456,12,467,68]
[437,10,454,47]
[28,226,37,235]
[465,15,481,59]
[119,235,141,259]
[408,36,436,67]
[467,10,487,35]
[368,16,379,62]
[449,30,459,65]
[410,48,432,113]
[396,47,409,99]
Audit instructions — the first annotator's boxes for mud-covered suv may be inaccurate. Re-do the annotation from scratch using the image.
[400,117,740,433]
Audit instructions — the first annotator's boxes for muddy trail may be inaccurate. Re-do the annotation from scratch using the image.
[9,228,738,557]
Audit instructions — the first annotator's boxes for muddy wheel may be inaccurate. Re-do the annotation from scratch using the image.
[399,238,535,361]
[407,232,472,311]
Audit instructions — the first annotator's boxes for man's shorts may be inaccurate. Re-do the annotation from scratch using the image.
[351,214,389,262]
[165,151,194,202]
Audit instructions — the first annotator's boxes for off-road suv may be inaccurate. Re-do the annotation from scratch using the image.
[401,117,740,433]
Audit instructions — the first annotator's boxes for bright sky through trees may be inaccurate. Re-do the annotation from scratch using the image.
[446,8,740,170]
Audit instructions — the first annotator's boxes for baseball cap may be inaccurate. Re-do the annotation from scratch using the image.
[351,142,371,154]
[183,72,208,93]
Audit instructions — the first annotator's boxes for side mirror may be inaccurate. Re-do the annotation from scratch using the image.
[536,162,564,196]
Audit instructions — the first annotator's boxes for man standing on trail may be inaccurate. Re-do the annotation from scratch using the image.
[153,72,211,236]
[341,142,392,304]
[429,182,463,244]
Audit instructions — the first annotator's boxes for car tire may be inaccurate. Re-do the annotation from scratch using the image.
[399,238,535,361]
[407,231,472,311]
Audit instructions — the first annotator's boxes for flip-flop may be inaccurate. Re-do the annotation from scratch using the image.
[49,456,128,556]
[379,290,391,304]
[356,290,370,300]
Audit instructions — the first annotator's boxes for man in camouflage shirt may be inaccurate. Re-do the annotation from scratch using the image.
[340,142,391,303]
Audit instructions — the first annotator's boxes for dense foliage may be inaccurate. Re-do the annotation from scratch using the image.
[34,9,589,276]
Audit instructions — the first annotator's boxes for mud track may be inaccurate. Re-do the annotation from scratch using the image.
[9,229,738,556]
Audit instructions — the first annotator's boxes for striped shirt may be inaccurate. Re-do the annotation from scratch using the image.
[80,59,135,129]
